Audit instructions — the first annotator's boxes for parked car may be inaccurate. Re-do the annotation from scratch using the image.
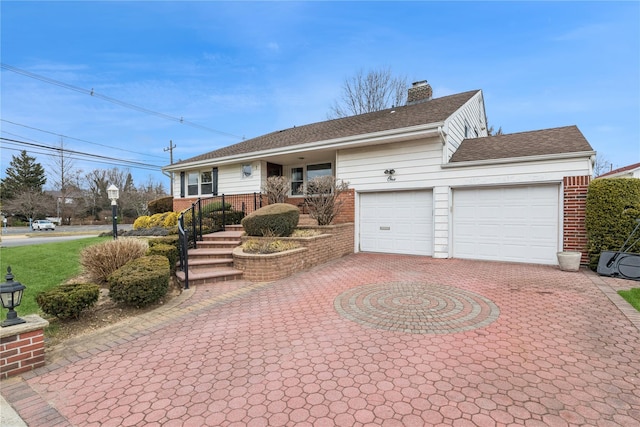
[32,220,56,231]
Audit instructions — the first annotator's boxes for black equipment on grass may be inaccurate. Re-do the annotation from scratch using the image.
[597,219,640,281]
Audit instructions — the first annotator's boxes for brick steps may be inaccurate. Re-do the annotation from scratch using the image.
[176,226,244,287]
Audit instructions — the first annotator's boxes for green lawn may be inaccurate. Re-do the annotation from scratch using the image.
[619,288,640,312]
[0,237,108,318]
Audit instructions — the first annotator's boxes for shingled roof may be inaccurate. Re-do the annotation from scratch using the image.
[597,161,640,178]
[174,90,480,166]
[450,126,593,163]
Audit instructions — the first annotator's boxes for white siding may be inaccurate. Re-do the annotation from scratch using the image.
[337,137,442,191]
[218,162,262,194]
[443,91,487,161]
[432,186,450,258]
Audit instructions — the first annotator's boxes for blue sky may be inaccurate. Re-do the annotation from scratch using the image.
[1,1,638,190]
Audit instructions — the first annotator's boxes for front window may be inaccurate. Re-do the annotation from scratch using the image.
[307,163,332,180]
[291,167,304,195]
[290,162,333,196]
[187,172,198,196]
[242,164,252,178]
[201,171,213,194]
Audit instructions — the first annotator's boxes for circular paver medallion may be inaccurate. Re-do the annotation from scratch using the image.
[334,282,499,334]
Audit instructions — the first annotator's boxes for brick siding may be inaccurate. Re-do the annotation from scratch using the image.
[563,175,590,264]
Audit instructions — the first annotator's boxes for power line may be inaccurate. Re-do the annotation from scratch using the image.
[1,137,163,171]
[1,63,244,139]
[1,145,161,172]
[1,119,167,161]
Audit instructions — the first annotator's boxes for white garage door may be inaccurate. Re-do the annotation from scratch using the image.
[453,185,560,264]
[360,190,433,255]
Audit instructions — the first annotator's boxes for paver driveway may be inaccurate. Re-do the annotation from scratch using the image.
[2,254,639,426]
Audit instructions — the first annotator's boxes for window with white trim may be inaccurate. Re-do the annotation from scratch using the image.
[242,164,252,178]
[291,167,304,195]
[187,172,199,196]
[290,162,333,196]
[200,171,213,194]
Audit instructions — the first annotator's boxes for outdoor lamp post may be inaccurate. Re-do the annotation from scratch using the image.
[0,266,26,327]
[107,184,119,240]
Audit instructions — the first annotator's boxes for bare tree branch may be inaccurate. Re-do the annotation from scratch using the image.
[328,67,407,119]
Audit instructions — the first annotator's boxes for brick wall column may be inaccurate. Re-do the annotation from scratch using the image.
[1,315,49,379]
[563,176,590,264]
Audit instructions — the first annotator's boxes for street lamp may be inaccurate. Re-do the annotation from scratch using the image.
[107,184,119,240]
[0,267,26,327]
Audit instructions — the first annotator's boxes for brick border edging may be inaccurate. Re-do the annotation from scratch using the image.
[584,270,640,332]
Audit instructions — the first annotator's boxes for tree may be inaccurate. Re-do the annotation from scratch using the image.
[49,139,84,224]
[0,150,46,200]
[593,153,614,177]
[262,176,290,204]
[328,67,408,119]
[487,124,503,136]
[2,189,54,221]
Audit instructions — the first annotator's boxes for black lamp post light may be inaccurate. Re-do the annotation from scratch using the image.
[107,184,119,240]
[0,266,26,327]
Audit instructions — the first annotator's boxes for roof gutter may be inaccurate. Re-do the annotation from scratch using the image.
[164,122,444,171]
[441,150,597,168]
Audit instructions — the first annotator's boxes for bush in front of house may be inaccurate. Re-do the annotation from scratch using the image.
[133,215,151,229]
[36,283,100,320]
[80,238,149,284]
[108,255,170,307]
[147,243,178,274]
[201,201,232,215]
[585,178,640,269]
[210,210,245,228]
[304,176,350,225]
[148,235,180,251]
[148,196,174,214]
[241,203,299,237]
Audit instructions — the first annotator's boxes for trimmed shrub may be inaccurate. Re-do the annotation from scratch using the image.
[148,196,174,214]
[211,210,245,227]
[163,212,179,228]
[202,201,232,215]
[80,238,149,284]
[586,178,640,269]
[147,243,178,274]
[148,235,180,250]
[108,255,170,307]
[241,203,299,237]
[148,212,172,228]
[36,283,100,320]
[133,215,151,230]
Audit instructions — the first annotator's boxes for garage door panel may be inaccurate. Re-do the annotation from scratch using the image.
[453,185,559,265]
[360,191,433,256]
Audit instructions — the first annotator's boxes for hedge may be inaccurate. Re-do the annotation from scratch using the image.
[241,203,299,237]
[108,255,170,307]
[36,283,100,320]
[585,178,640,269]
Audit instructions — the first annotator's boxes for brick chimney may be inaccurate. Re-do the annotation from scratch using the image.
[406,80,433,105]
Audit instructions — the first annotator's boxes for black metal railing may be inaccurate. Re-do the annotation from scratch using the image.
[177,192,262,289]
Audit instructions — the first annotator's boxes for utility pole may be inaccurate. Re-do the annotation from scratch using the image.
[164,140,176,194]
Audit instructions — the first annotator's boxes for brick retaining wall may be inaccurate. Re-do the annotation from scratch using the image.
[1,315,49,379]
[234,223,354,282]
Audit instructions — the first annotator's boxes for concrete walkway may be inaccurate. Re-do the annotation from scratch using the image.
[1,254,639,426]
